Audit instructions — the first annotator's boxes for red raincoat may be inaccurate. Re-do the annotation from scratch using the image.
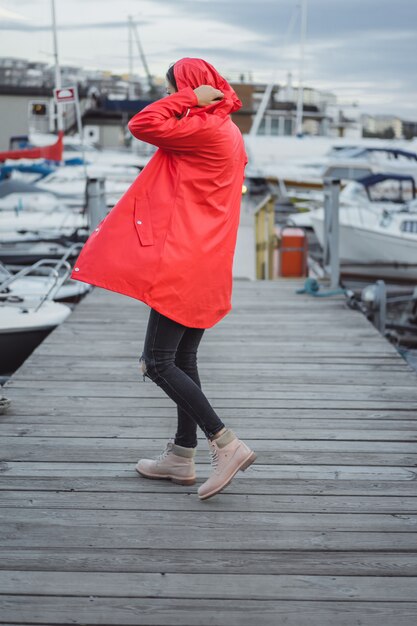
[70,58,248,328]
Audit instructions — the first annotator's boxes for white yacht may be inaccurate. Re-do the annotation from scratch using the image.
[309,193,417,265]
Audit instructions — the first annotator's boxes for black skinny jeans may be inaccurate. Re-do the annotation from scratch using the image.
[139,308,225,448]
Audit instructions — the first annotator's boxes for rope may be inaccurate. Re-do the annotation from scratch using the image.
[296,277,347,297]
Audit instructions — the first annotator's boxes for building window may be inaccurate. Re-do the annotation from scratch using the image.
[271,118,279,135]
[284,118,293,135]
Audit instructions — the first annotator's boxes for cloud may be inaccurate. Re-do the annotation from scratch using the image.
[0,7,26,20]
[0,19,148,31]
[0,0,416,118]
[149,0,417,40]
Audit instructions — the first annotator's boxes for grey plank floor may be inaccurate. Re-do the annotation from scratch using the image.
[1,278,417,626]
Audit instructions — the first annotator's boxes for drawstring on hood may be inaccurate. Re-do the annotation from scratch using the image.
[173,57,242,118]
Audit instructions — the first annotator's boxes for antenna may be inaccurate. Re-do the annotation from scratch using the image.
[50,0,63,132]
[131,19,155,94]
[128,15,135,99]
[295,0,308,137]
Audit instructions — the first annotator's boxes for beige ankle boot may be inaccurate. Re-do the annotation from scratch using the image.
[198,429,257,500]
[135,439,197,486]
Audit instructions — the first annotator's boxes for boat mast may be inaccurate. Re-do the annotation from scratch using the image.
[249,83,274,136]
[128,15,135,99]
[295,0,308,137]
[131,19,155,94]
[50,0,63,132]
[249,1,301,136]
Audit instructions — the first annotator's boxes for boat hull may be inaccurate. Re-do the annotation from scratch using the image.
[0,327,54,375]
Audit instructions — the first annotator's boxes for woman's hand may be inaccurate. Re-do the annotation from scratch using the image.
[193,85,224,107]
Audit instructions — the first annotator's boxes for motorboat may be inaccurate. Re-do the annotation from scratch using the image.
[0,257,74,375]
[30,132,152,169]
[0,179,62,212]
[0,203,86,237]
[287,173,416,228]
[307,185,417,279]
[0,239,85,266]
[0,296,71,375]
[310,202,417,262]
[245,138,417,211]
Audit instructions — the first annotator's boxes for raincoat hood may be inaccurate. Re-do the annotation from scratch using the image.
[173,57,242,118]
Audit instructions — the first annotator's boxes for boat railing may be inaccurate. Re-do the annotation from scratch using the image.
[0,257,73,312]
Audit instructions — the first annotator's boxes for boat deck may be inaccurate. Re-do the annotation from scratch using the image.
[1,278,417,625]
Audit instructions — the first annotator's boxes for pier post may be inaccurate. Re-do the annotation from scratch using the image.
[323,177,340,289]
[374,279,387,334]
[85,177,107,232]
[254,193,276,279]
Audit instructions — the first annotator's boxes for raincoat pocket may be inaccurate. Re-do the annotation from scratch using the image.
[134,194,154,246]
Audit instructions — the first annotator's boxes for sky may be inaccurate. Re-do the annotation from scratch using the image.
[1,0,416,120]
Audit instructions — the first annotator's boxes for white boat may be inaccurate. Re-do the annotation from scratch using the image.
[0,205,86,237]
[245,138,417,215]
[35,163,138,207]
[0,179,62,212]
[0,296,71,374]
[0,263,90,302]
[244,134,415,172]
[30,132,152,169]
[287,173,416,228]
[0,257,74,375]
[0,178,87,244]
[309,199,417,265]
[0,240,84,267]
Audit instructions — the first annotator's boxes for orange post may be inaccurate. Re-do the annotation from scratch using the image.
[275,226,308,278]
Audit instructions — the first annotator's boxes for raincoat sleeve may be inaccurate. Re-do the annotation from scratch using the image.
[127,86,218,152]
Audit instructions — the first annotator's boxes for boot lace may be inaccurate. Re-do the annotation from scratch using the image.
[155,441,174,463]
[209,442,219,471]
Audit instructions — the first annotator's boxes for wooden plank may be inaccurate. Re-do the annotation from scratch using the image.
[1,525,417,550]
[5,395,417,411]
[1,548,416,576]
[2,461,417,480]
[2,422,417,438]
[2,491,417,514]
[3,507,417,531]
[5,381,417,401]
[1,570,417,601]
[1,439,416,465]
[19,355,415,370]
[1,478,416,496]
[3,406,417,419]
[13,367,417,386]
[0,597,416,626]
[1,436,416,452]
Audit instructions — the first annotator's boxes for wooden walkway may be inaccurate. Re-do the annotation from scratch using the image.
[1,278,417,625]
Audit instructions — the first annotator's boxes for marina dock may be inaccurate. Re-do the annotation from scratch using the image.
[1,277,417,625]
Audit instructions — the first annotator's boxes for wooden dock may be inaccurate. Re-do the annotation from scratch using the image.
[1,278,417,625]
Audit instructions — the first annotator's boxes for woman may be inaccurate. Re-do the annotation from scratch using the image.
[70,57,256,500]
